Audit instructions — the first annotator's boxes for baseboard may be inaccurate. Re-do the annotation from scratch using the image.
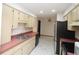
[41,34,54,37]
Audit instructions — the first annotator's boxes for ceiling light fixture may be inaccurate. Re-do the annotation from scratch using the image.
[40,10,43,14]
[51,9,56,12]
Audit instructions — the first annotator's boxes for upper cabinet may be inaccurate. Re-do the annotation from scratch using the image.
[1,4,37,45]
[26,15,33,27]
[12,9,19,29]
[72,7,77,22]
[77,6,79,20]
[19,12,25,23]
[66,12,72,30]
[24,14,28,22]
[64,4,79,31]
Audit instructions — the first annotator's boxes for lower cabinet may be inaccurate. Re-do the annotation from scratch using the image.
[13,49,23,55]
[2,37,35,55]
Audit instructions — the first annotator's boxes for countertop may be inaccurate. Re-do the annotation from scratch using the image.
[60,38,79,43]
[0,32,37,54]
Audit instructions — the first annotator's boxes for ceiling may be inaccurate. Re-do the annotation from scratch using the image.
[17,3,73,17]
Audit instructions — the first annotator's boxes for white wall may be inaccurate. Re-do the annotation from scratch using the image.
[39,16,56,36]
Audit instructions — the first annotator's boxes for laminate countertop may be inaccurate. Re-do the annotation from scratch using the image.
[60,38,79,43]
[0,32,37,54]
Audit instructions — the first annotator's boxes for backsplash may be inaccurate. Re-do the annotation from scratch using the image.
[11,27,33,36]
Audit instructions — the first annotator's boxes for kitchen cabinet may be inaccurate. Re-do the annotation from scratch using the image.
[77,6,79,20]
[1,4,37,45]
[12,9,19,29]
[1,4,13,44]
[71,6,79,22]
[2,37,35,55]
[67,12,72,30]
[18,12,22,23]
[32,17,37,32]
[24,14,28,21]
[72,7,77,22]
[22,37,35,54]
[19,12,26,23]
[64,4,79,31]
[26,15,32,27]
[70,7,79,27]
[27,16,37,30]
[26,37,35,54]
[65,11,75,31]
[21,14,31,27]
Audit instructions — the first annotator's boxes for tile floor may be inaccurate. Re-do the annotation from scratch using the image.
[30,36,55,55]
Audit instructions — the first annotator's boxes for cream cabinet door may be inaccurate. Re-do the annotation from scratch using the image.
[32,17,37,32]
[31,17,34,27]
[12,9,19,29]
[28,16,34,27]
[23,14,28,23]
[24,14,28,23]
[1,4,13,44]
[23,37,35,55]
[26,15,30,27]
[19,12,25,23]
[72,7,77,22]
[22,44,29,55]
[2,37,35,55]
[77,6,79,21]
[29,16,37,32]
[67,12,73,30]
[19,12,23,21]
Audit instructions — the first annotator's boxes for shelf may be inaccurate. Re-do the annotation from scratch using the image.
[70,22,79,26]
